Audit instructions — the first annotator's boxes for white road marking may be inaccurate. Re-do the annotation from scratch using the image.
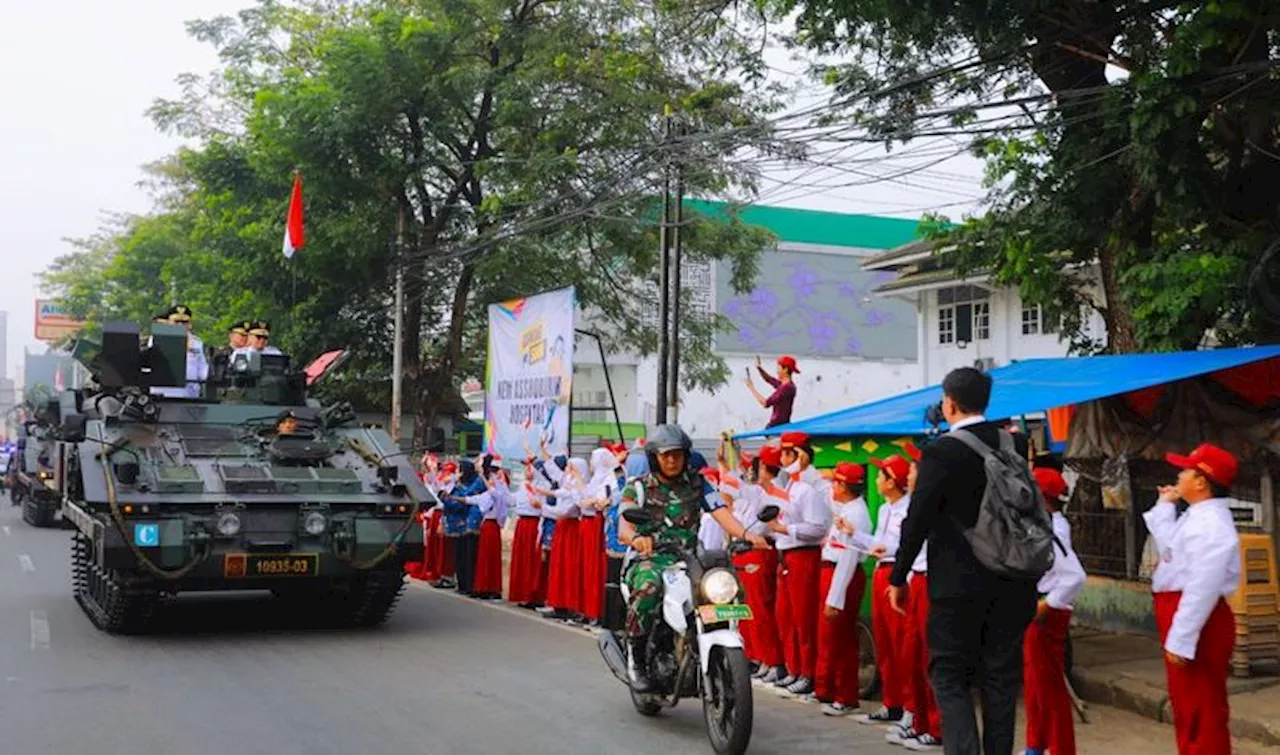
[18,553,35,573]
[30,611,50,650]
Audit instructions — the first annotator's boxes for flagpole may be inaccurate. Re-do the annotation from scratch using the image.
[390,204,405,444]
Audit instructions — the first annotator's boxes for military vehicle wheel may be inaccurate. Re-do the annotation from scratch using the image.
[72,533,159,634]
[22,496,55,528]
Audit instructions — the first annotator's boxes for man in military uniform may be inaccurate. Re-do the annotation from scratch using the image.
[248,321,284,356]
[229,321,251,351]
[619,424,769,691]
[152,304,210,398]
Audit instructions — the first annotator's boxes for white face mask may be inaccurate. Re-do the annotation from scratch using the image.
[784,460,801,475]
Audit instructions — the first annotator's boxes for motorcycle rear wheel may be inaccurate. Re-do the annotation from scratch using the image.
[702,646,753,755]
[630,687,662,717]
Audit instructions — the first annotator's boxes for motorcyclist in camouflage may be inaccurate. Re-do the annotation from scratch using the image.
[620,424,769,691]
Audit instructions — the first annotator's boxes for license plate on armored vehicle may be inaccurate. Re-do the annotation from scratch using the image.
[698,604,752,623]
[224,553,319,578]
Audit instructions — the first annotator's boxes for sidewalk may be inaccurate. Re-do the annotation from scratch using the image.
[1070,626,1280,747]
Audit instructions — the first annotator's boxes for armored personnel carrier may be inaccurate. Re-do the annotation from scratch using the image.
[13,412,62,527]
[48,320,432,634]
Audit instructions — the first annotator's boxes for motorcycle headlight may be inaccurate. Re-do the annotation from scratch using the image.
[700,568,739,605]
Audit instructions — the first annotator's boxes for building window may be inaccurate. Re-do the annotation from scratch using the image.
[1022,303,1058,335]
[1022,304,1041,335]
[937,285,990,345]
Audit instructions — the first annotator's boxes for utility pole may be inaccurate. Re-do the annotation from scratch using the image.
[655,106,674,426]
[668,114,684,424]
[390,203,406,443]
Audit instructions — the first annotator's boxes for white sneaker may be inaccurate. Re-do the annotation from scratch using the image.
[886,726,919,745]
[904,734,942,751]
[821,701,856,717]
[853,706,901,726]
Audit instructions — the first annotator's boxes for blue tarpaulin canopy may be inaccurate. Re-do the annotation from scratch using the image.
[737,346,1280,439]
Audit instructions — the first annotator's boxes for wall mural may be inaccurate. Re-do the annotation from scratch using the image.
[716,250,917,360]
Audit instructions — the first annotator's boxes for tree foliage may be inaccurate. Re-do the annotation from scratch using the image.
[776,0,1280,352]
[42,0,782,440]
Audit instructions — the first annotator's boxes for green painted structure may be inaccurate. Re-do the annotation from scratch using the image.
[686,199,928,249]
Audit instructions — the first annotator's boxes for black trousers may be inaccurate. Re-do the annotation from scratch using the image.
[455,532,480,595]
[928,587,1037,755]
[602,556,625,631]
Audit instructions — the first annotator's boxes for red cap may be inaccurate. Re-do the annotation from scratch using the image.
[1033,467,1069,503]
[1166,443,1238,488]
[900,441,922,463]
[780,431,810,450]
[758,445,783,469]
[738,450,754,469]
[832,461,865,485]
[777,355,800,374]
[700,468,721,484]
[442,461,458,473]
[869,455,910,489]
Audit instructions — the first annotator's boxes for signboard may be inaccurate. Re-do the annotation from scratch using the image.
[34,299,85,342]
[484,287,576,460]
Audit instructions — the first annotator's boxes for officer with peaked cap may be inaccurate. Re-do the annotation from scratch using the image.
[248,321,283,356]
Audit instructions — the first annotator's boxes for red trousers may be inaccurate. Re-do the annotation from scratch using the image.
[816,562,866,706]
[546,518,581,613]
[473,520,503,596]
[579,516,605,621]
[1154,592,1236,755]
[904,572,941,739]
[872,564,908,709]
[404,510,435,581]
[734,549,783,667]
[1023,604,1074,755]
[437,535,456,579]
[508,516,543,605]
[777,547,822,679]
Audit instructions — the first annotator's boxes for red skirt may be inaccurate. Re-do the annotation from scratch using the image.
[546,518,581,613]
[509,516,543,605]
[474,519,504,596]
[403,510,435,581]
[579,516,605,621]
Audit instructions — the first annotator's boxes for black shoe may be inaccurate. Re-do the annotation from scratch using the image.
[628,639,653,693]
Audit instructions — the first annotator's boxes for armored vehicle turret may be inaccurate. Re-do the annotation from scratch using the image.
[51,321,433,634]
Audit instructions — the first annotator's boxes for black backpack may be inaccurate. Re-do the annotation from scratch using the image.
[950,429,1056,580]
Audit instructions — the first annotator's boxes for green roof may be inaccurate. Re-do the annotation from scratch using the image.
[688,199,927,250]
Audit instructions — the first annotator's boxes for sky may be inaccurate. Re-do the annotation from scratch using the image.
[0,0,986,390]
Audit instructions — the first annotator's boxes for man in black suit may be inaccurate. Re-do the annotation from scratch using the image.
[888,367,1038,755]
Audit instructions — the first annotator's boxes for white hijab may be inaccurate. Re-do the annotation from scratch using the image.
[588,447,620,496]
[564,458,590,492]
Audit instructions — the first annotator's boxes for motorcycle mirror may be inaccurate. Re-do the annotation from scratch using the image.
[622,507,654,526]
[757,504,781,523]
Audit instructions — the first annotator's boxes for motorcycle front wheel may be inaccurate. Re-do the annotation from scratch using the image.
[631,687,662,717]
[702,646,753,755]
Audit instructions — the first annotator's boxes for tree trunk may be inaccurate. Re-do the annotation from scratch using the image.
[413,262,477,453]
[1096,242,1139,354]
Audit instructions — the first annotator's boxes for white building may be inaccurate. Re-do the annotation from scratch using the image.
[861,239,1108,385]
[571,201,931,443]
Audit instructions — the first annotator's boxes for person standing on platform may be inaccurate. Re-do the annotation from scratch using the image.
[1023,467,1086,755]
[816,461,873,717]
[887,368,1038,755]
[508,459,546,608]
[1144,443,1241,755]
[853,451,913,729]
[766,431,831,698]
[745,355,800,429]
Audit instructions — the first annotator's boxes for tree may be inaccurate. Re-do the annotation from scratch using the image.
[43,0,781,444]
[775,0,1280,352]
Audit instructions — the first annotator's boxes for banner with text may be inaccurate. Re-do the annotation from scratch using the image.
[484,287,576,460]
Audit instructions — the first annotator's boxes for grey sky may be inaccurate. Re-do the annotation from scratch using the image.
[0,0,984,389]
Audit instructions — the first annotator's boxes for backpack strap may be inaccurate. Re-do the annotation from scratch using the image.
[949,428,1001,461]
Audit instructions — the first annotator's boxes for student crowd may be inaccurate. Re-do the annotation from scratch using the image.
[403,411,1241,755]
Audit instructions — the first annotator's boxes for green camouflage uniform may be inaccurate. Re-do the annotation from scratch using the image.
[621,472,714,638]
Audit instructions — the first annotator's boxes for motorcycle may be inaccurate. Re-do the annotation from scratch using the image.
[597,504,780,755]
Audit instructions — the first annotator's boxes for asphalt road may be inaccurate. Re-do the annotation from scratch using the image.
[0,500,904,755]
[3,499,1273,755]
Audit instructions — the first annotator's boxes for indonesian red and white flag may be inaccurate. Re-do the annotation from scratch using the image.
[282,173,305,258]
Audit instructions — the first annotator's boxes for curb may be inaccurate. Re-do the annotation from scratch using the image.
[1072,667,1280,748]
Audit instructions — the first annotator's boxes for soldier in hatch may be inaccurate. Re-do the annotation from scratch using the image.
[276,410,300,436]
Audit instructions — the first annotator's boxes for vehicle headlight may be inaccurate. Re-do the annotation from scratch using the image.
[700,568,739,605]
[215,511,242,537]
[303,511,327,536]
